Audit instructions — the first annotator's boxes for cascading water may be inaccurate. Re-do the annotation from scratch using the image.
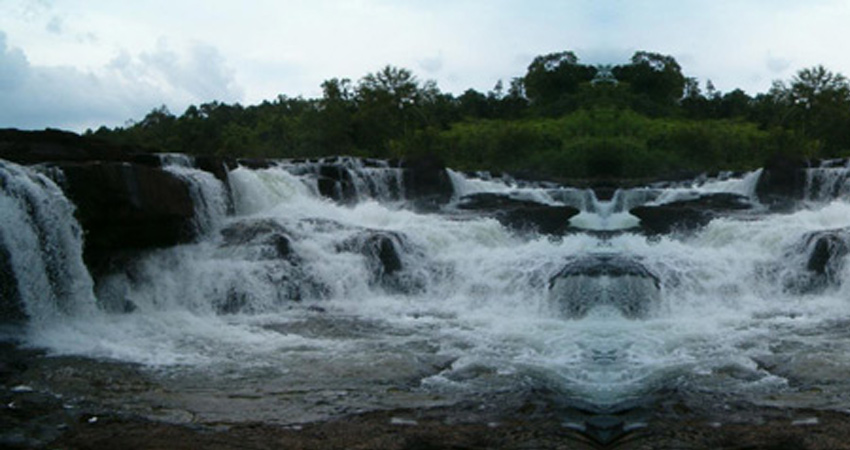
[4,157,850,428]
[160,157,229,236]
[805,159,850,202]
[0,161,96,324]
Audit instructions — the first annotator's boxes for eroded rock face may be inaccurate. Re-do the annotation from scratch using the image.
[317,164,358,204]
[401,155,454,211]
[549,254,661,319]
[755,155,810,208]
[57,162,195,268]
[457,193,580,236]
[0,129,238,272]
[630,193,752,235]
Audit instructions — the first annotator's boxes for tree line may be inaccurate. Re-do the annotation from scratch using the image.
[86,50,850,180]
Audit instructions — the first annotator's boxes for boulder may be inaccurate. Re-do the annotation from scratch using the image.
[338,231,404,278]
[194,155,237,183]
[57,162,196,268]
[755,154,810,208]
[630,193,752,235]
[457,193,580,236]
[782,228,850,294]
[336,230,427,293]
[549,254,660,319]
[216,219,329,313]
[401,155,454,210]
[220,219,293,260]
[317,164,358,204]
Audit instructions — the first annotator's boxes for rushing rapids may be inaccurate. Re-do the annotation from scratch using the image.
[3,154,850,437]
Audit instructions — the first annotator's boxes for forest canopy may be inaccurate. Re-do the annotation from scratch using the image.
[86,50,850,180]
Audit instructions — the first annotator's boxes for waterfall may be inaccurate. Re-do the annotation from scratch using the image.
[5,157,850,420]
[805,161,850,201]
[0,161,96,322]
[282,157,405,203]
[161,163,230,236]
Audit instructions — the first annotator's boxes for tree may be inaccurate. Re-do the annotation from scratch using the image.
[613,51,686,115]
[523,51,596,115]
[769,66,850,155]
[353,66,440,155]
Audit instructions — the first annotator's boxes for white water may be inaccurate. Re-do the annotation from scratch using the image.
[162,164,230,236]
[0,161,97,323]
[5,160,850,418]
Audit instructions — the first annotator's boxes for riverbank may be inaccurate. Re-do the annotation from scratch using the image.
[4,341,850,450]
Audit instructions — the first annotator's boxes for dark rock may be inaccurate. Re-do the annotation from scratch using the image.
[57,162,195,267]
[549,254,660,319]
[592,185,618,201]
[819,158,849,168]
[553,254,660,286]
[401,155,454,211]
[0,128,156,165]
[317,164,358,204]
[338,231,405,277]
[337,230,426,293]
[783,228,850,294]
[195,155,236,183]
[220,219,293,260]
[630,193,752,235]
[755,154,811,208]
[216,219,329,312]
[0,243,25,322]
[807,233,847,275]
[458,193,580,235]
[236,158,276,170]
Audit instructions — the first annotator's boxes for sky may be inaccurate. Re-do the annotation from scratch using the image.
[1,0,850,132]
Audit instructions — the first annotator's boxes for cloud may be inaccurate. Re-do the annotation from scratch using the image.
[45,16,63,35]
[0,32,243,131]
[766,55,792,74]
[418,54,444,74]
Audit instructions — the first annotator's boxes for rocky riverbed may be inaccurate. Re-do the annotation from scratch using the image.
[4,340,850,450]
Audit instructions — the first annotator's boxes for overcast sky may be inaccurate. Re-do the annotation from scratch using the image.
[1,0,849,132]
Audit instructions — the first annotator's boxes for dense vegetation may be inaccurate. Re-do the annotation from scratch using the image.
[87,50,850,180]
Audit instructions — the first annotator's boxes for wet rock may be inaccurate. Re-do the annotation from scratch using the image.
[782,228,850,294]
[338,231,405,277]
[194,155,236,183]
[630,193,752,235]
[457,193,580,236]
[57,162,195,268]
[236,158,276,170]
[217,219,329,313]
[0,244,24,322]
[549,254,660,319]
[401,155,454,211]
[755,154,811,208]
[337,230,426,293]
[317,164,358,204]
[220,219,293,260]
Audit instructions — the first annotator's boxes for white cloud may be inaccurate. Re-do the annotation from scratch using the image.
[0,31,243,131]
[3,0,850,130]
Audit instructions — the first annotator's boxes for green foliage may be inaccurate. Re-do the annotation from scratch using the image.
[90,52,850,180]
